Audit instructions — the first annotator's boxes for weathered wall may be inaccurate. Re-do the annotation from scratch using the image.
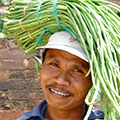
[0,0,120,119]
[0,39,44,120]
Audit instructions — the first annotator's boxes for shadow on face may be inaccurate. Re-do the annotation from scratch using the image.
[41,49,92,110]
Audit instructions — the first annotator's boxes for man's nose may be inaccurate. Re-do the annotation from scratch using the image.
[55,71,70,86]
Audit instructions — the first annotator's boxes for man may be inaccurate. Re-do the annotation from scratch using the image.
[17,31,104,120]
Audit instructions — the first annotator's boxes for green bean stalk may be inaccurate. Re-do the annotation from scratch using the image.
[3,0,120,119]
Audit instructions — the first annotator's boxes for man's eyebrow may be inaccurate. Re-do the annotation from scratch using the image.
[46,55,55,59]
[74,62,88,69]
[46,55,59,62]
[46,55,88,68]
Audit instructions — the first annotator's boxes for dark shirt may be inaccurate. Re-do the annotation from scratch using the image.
[17,100,104,120]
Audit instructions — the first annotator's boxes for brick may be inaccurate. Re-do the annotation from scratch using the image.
[25,69,37,79]
[26,99,43,110]
[0,100,44,120]
[0,70,9,82]
[0,80,26,90]
[24,79,41,90]
[8,89,43,100]
[0,91,8,101]
[0,39,8,49]
[0,110,26,120]
[0,59,34,70]
[0,49,31,59]
[2,100,28,111]
[8,69,38,80]
[9,71,25,80]
[0,91,9,110]
[0,39,17,49]
[0,69,38,82]
[0,78,41,90]
[0,90,43,110]
[28,77,41,89]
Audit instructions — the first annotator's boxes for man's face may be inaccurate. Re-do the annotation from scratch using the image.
[41,49,92,110]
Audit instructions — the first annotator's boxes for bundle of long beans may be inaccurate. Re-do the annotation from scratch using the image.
[4,0,120,119]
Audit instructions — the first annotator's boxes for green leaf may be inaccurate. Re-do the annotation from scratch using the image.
[33,57,39,76]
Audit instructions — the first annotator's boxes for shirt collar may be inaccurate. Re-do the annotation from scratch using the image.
[23,100,104,120]
[89,107,104,119]
[23,100,47,119]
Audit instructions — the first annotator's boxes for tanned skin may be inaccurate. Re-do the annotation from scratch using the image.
[40,49,92,120]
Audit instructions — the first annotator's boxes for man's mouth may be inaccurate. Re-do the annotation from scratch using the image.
[49,88,71,97]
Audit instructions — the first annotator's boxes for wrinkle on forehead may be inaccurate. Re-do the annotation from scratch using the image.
[45,50,89,70]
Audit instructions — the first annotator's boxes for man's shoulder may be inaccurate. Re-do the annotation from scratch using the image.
[16,100,47,120]
[89,107,104,120]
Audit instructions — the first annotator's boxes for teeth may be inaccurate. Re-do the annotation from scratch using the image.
[50,88,69,97]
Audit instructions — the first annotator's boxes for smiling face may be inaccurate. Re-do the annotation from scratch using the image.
[40,49,92,110]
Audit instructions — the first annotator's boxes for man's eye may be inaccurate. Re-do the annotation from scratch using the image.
[73,69,84,74]
[49,62,59,68]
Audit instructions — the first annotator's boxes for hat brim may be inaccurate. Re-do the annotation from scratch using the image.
[36,45,88,62]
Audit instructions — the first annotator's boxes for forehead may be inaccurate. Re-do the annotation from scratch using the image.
[44,49,89,67]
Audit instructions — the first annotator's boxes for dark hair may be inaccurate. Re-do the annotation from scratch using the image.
[42,49,48,63]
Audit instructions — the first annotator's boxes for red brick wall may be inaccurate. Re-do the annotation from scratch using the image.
[0,0,120,119]
[0,39,44,119]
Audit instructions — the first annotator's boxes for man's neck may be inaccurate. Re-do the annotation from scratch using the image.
[45,103,86,120]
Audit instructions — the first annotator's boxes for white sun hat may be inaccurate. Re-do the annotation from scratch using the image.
[36,31,88,62]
